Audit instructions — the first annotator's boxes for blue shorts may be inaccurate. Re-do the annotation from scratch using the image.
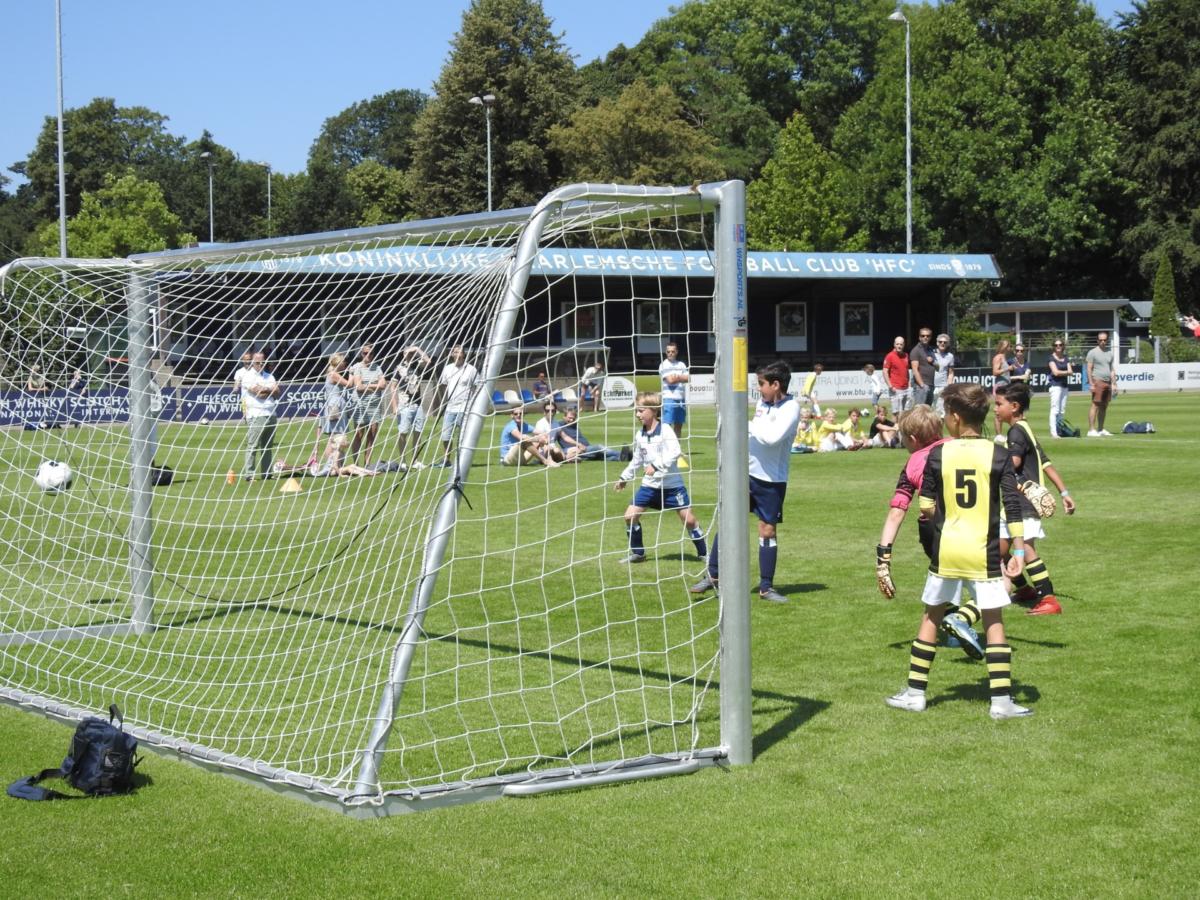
[321,415,349,436]
[633,484,692,511]
[440,410,464,441]
[749,476,786,524]
[662,399,686,426]
[397,404,426,434]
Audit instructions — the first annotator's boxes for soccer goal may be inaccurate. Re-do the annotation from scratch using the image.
[0,181,750,813]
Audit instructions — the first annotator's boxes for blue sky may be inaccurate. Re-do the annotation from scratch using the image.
[3,1,1133,187]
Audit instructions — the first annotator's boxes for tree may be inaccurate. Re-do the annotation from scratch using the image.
[1114,0,1200,312]
[17,98,186,222]
[346,160,411,227]
[746,113,866,251]
[1149,248,1183,358]
[28,173,194,258]
[0,177,36,265]
[549,80,726,185]
[834,0,1126,298]
[408,0,579,217]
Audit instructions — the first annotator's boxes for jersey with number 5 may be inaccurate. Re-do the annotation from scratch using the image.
[919,437,1023,579]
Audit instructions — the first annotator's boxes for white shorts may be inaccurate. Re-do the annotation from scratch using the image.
[999,517,1045,541]
[922,574,1010,610]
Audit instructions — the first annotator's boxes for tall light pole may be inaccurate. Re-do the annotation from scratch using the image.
[199,151,214,242]
[889,7,913,254]
[468,93,496,211]
[55,0,68,257]
[257,161,272,237]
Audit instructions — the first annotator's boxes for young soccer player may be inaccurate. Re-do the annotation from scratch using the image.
[885,382,1034,719]
[994,382,1077,614]
[875,405,983,660]
[691,361,801,603]
[613,392,707,564]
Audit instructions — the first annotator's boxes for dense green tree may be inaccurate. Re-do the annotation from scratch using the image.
[289,90,427,233]
[346,160,411,227]
[0,177,36,264]
[549,80,726,185]
[28,173,194,258]
[17,98,187,222]
[746,113,866,251]
[1114,0,1200,311]
[1149,248,1181,354]
[408,0,579,217]
[835,0,1125,298]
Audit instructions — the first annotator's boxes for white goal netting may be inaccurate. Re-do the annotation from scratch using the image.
[0,183,744,809]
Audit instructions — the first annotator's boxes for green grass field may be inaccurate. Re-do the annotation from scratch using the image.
[1,391,1197,897]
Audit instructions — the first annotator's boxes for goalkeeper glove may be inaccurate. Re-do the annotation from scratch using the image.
[876,543,895,599]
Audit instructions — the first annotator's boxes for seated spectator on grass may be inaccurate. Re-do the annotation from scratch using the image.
[841,408,871,450]
[871,405,901,448]
[531,372,551,399]
[557,406,622,461]
[817,408,851,452]
[791,407,819,454]
[533,400,567,462]
[310,434,379,477]
[500,409,559,467]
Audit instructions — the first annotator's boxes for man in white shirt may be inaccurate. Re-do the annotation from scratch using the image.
[231,352,252,419]
[658,342,690,438]
[241,351,280,481]
[692,360,801,603]
[436,345,479,468]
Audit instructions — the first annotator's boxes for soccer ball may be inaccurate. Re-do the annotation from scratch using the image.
[199,416,211,425]
[35,460,74,492]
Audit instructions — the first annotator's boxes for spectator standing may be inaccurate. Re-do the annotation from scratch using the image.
[883,337,912,414]
[348,343,388,466]
[390,344,433,469]
[437,345,479,468]
[1009,343,1031,384]
[25,364,47,394]
[67,369,88,427]
[909,328,936,406]
[1046,338,1073,437]
[863,363,886,408]
[658,342,690,438]
[991,339,1013,433]
[1182,314,1200,337]
[231,352,253,419]
[801,362,824,415]
[241,351,280,481]
[309,353,351,466]
[931,334,956,415]
[580,360,605,412]
[1086,332,1117,436]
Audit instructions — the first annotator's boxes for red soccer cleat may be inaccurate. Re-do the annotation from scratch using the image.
[1027,596,1063,616]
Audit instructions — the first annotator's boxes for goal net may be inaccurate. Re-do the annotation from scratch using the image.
[0,182,750,812]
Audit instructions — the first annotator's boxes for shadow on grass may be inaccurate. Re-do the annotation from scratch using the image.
[928,679,1043,710]
[133,596,829,763]
[774,582,827,596]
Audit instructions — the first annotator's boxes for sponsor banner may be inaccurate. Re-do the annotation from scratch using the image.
[688,373,716,407]
[1,383,328,428]
[951,368,1084,393]
[601,376,637,410]
[1112,363,1200,392]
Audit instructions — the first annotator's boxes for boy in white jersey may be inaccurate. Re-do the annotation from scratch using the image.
[692,361,801,603]
[658,342,690,438]
[614,392,707,565]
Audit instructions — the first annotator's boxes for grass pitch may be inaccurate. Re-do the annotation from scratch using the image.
[1,391,1197,897]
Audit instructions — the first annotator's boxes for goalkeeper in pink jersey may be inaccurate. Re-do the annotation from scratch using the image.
[875,405,984,660]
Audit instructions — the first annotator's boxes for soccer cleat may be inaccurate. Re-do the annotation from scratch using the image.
[758,587,788,604]
[940,613,984,660]
[885,688,926,713]
[1099,429,1113,436]
[1012,585,1040,605]
[410,461,426,470]
[989,697,1034,720]
[1027,595,1063,616]
[689,574,717,594]
[621,553,647,564]
[1086,429,1101,437]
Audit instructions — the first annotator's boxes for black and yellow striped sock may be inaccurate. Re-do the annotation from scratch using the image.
[1010,568,1032,592]
[986,643,1014,699]
[907,638,937,693]
[1025,558,1054,598]
[956,603,981,627]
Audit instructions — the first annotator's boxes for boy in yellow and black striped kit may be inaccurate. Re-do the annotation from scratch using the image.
[885,383,1035,720]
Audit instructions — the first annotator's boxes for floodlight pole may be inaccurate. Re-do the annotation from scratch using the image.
[200,151,215,242]
[469,94,496,211]
[889,7,913,254]
[54,0,68,257]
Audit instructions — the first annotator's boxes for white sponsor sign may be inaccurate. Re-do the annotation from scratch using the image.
[1111,363,1200,392]
[601,376,637,409]
[689,373,716,407]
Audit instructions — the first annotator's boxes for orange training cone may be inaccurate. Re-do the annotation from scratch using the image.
[226,469,237,485]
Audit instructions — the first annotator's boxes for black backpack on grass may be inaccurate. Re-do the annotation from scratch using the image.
[1055,415,1081,438]
[6,705,139,801]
